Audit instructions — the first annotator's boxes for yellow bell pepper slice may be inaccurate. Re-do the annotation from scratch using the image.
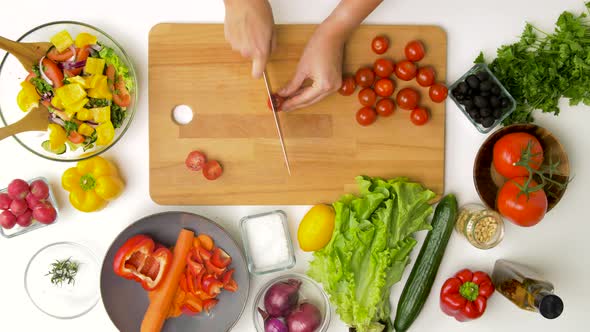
[84,58,106,76]
[56,84,87,106]
[48,124,67,150]
[50,30,74,53]
[95,121,115,146]
[76,108,94,121]
[74,32,97,48]
[66,97,88,113]
[67,76,88,89]
[78,123,95,136]
[51,94,65,110]
[87,76,112,100]
[86,74,105,89]
[16,81,40,112]
[91,106,111,123]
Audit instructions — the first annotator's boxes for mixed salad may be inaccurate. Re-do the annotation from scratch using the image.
[16,30,134,154]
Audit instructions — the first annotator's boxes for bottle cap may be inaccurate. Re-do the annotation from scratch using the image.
[540,294,563,319]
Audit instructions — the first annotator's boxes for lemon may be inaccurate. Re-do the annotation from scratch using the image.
[297,204,336,252]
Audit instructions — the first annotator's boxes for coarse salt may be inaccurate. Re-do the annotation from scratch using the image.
[245,212,290,270]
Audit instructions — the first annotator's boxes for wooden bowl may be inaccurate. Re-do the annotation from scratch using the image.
[473,124,570,212]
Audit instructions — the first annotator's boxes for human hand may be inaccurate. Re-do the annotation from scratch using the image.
[223,0,276,79]
[277,24,345,112]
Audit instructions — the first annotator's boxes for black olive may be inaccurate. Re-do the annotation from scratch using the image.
[491,85,501,96]
[482,117,495,128]
[500,97,510,108]
[489,96,501,108]
[474,95,489,108]
[480,91,490,97]
[466,75,480,89]
[473,115,483,124]
[476,71,490,82]
[457,82,469,94]
[493,108,504,119]
[480,80,492,91]
[463,99,475,108]
[480,108,492,117]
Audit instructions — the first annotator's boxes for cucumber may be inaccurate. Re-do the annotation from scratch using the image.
[393,194,458,332]
[41,140,66,155]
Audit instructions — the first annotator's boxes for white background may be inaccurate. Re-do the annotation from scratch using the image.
[1,0,589,331]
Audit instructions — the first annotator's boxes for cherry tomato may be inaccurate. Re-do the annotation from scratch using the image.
[376,98,395,117]
[429,83,448,103]
[186,151,207,171]
[416,66,435,87]
[47,46,75,62]
[64,45,90,77]
[374,78,395,97]
[396,88,420,110]
[67,131,85,144]
[410,107,429,126]
[371,36,389,54]
[42,58,64,88]
[394,60,417,81]
[267,93,285,110]
[338,76,356,96]
[356,107,377,126]
[493,132,544,179]
[358,88,377,107]
[374,58,394,78]
[203,160,223,180]
[405,40,425,62]
[355,67,375,88]
[497,177,547,227]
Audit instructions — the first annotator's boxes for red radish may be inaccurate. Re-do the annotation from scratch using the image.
[0,193,12,209]
[29,180,49,199]
[26,192,44,208]
[32,203,57,224]
[0,210,17,229]
[16,210,33,227]
[7,179,29,200]
[10,198,28,216]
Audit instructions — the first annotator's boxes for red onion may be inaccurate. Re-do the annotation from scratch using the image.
[264,279,302,317]
[38,56,53,85]
[58,60,86,70]
[258,308,288,332]
[287,303,322,332]
[89,44,102,52]
[66,45,77,62]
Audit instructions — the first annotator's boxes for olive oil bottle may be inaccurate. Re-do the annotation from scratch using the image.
[492,259,563,319]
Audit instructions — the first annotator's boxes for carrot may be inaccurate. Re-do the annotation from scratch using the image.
[140,229,194,332]
[197,234,214,251]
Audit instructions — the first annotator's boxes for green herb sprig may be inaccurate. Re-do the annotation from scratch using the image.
[46,257,79,286]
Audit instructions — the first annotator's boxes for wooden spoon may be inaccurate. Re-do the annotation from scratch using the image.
[0,36,51,72]
[0,104,50,141]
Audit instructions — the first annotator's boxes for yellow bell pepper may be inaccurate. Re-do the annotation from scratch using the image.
[51,94,65,110]
[75,32,97,48]
[56,83,87,106]
[84,57,106,75]
[92,106,111,123]
[78,123,95,136]
[67,76,89,89]
[50,30,74,52]
[61,156,124,212]
[86,74,104,89]
[48,124,67,150]
[65,97,88,113]
[76,108,94,121]
[16,81,40,112]
[96,121,115,146]
[87,75,112,100]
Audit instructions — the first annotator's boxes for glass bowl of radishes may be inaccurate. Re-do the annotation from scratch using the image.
[0,177,58,238]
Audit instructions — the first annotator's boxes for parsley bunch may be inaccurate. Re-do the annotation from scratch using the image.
[476,3,590,124]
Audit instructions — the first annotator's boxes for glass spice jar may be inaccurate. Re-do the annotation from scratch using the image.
[455,203,504,249]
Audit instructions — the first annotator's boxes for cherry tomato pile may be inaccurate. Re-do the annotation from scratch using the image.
[339,36,449,127]
[0,179,57,230]
[185,151,223,181]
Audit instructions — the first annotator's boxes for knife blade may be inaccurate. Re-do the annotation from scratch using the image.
[262,70,292,175]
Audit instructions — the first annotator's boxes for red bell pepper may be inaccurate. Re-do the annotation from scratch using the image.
[440,269,495,322]
[203,298,219,314]
[112,234,173,291]
[211,248,232,268]
[201,274,223,296]
[205,259,226,277]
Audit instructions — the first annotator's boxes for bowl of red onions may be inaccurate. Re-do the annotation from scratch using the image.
[253,273,331,332]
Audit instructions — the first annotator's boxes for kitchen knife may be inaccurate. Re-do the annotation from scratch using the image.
[262,70,292,175]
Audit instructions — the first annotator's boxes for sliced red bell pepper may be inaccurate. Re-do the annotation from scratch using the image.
[211,248,232,268]
[198,247,212,262]
[202,274,223,296]
[196,289,217,301]
[440,269,495,322]
[203,298,219,314]
[221,269,235,286]
[205,259,226,277]
[179,272,188,292]
[224,278,238,292]
[183,293,203,315]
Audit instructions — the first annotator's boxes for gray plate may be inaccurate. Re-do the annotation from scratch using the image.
[100,212,249,332]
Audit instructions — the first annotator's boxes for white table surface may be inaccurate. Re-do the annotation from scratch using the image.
[1,0,588,331]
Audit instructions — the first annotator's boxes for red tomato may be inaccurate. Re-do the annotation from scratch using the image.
[185,151,207,171]
[25,71,36,82]
[42,58,64,88]
[47,46,75,62]
[358,88,377,107]
[405,40,425,62]
[68,131,85,144]
[416,66,436,87]
[396,88,420,110]
[376,98,395,117]
[106,64,132,107]
[374,78,395,97]
[410,107,429,126]
[429,83,448,103]
[395,60,417,81]
[355,67,375,88]
[497,177,548,227]
[203,160,223,180]
[64,46,90,77]
[493,133,544,179]
[266,93,285,110]
[356,107,377,126]
[338,76,356,96]
[374,58,394,78]
[371,36,389,54]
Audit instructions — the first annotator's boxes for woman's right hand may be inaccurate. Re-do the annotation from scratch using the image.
[224,0,276,79]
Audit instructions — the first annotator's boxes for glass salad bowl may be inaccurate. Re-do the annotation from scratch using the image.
[0,21,137,162]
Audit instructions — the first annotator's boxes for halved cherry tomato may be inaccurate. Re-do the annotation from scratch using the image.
[358,87,377,107]
[376,98,395,117]
[211,248,232,268]
[429,83,448,103]
[374,78,395,97]
[202,274,223,296]
[405,40,425,62]
[197,234,214,251]
[203,160,223,180]
[64,46,90,77]
[338,76,356,96]
[396,88,420,110]
[221,269,235,286]
[356,107,377,126]
[42,58,64,88]
[374,58,394,78]
[355,67,375,88]
[185,150,207,171]
[410,107,429,126]
[371,36,389,54]
[68,131,85,144]
[224,279,238,292]
[395,60,417,81]
[203,299,219,314]
[267,93,284,111]
[416,66,435,87]
[47,46,75,62]
[205,259,226,277]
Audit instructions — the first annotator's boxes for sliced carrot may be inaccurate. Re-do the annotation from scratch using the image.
[141,229,194,332]
[197,234,214,251]
[193,237,201,249]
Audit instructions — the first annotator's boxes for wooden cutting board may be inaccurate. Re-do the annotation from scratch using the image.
[149,24,446,205]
